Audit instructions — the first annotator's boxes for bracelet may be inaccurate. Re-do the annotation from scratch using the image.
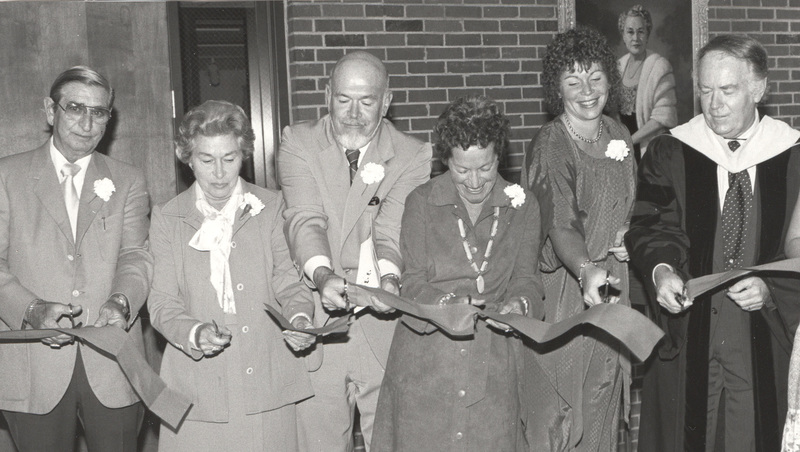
[518,296,530,316]
[381,273,402,288]
[577,259,596,289]
[438,293,456,306]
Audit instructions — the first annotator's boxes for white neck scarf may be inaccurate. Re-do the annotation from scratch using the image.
[188,180,243,314]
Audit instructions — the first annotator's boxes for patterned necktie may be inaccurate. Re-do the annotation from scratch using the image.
[728,140,741,152]
[61,163,81,240]
[345,148,360,184]
[721,170,752,271]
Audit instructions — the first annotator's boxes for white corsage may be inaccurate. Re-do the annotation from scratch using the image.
[504,184,526,208]
[361,163,385,185]
[239,193,265,218]
[605,140,630,162]
[93,178,115,201]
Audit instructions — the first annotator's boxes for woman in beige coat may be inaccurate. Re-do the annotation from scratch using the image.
[148,100,315,451]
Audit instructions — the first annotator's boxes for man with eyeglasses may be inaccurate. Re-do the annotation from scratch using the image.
[0,66,152,451]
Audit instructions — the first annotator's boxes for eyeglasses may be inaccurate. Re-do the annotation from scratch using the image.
[56,101,112,125]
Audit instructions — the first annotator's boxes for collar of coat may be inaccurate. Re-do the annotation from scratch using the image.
[670,113,800,173]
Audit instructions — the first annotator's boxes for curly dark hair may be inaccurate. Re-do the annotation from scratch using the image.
[174,100,256,164]
[542,27,621,116]
[433,95,510,161]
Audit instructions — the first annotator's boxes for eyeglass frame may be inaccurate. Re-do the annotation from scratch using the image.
[55,101,113,124]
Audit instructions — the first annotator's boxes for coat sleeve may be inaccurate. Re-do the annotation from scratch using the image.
[278,125,333,277]
[109,170,153,314]
[147,205,203,360]
[0,169,37,329]
[373,140,432,272]
[504,193,545,319]
[270,196,314,321]
[625,136,691,283]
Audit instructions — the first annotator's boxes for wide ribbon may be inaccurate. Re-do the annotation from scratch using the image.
[267,284,665,362]
[685,257,800,299]
[0,326,192,429]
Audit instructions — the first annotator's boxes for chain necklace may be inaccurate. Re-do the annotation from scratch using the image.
[457,206,500,294]
[564,115,604,144]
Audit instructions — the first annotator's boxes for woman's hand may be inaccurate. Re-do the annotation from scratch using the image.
[484,296,528,332]
[581,264,621,306]
[608,224,630,262]
[196,322,232,356]
[283,316,316,352]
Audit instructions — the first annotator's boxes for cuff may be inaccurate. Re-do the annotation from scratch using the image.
[188,322,203,350]
[652,263,674,285]
[288,312,312,326]
[303,255,333,286]
[378,259,401,278]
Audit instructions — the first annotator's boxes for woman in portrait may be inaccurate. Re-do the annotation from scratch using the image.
[617,4,677,161]
[148,100,315,451]
[520,27,636,451]
[371,95,544,451]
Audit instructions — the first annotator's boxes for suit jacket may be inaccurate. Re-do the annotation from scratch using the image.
[0,142,152,413]
[278,116,431,368]
[625,133,800,451]
[147,181,313,422]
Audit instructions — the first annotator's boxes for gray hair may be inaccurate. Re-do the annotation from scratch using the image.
[49,66,114,107]
[698,34,768,80]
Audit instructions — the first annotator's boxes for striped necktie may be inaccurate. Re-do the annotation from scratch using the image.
[346,148,360,184]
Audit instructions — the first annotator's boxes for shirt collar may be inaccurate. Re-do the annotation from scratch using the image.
[49,137,92,182]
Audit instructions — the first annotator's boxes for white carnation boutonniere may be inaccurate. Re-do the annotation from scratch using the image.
[93,178,115,201]
[605,140,630,162]
[361,162,385,185]
[504,184,526,208]
[239,193,265,219]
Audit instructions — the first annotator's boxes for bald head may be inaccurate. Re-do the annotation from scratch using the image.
[329,51,389,93]
[326,51,393,150]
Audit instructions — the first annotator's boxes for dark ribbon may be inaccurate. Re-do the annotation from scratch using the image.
[266,284,665,362]
[685,257,800,299]
[0,326,192,429]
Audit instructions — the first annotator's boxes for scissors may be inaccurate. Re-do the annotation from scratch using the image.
[66,303,82,329]
[601,271,611,303]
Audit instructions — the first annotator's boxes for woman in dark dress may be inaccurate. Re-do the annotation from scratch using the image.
[372,95,544,451]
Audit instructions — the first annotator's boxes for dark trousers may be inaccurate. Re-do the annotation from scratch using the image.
[2,348,143,452]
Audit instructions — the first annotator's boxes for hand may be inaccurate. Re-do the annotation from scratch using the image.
[485,296,526,332]
[283,316,316,352]
[313,267,349,311]
[437,293,485,307]
[380,274,401,296]
[93,299,129,330]
[653,266,692,314]
[581,265,621,306]
[727,277,769,312]
[26,300,82,347]
[197,322,232,356]
[608,224,630,262]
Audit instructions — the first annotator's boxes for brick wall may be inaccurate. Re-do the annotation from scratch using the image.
[285,0,559,180]
[708,0,800,128]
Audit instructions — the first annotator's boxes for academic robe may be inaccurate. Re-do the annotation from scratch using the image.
[625,117,800,451]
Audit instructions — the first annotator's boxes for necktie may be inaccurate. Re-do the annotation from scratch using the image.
[61,163,81,240]
[728,140,741,152]
[345,148,360,184]
[721,170,752,270]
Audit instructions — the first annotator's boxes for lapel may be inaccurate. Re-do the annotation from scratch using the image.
[31,144,74,244]
[232,180,256,237]
[75,154,111,247]
[756,148,791,263]
[682,144,718,276]
[315,119,350,228]
[177,183,205,232]
[341,121,395,244]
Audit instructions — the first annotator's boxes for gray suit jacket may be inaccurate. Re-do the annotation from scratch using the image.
[0,142,153,413]
[278,116,431,368]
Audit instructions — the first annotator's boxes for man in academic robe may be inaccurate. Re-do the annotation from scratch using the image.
[278,51,431,451]
[626,34,800,452]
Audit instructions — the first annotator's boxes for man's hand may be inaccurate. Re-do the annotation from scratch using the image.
[94,297,129,330]
[313,267,349,311]
[485,296,527,332]
[196,322,232,356]
[727,277,769,312]
[283,316,316,352]
[654,266,692,314]
[25,299,82,347]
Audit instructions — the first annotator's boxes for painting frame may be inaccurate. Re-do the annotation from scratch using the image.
[558,0,708,116]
